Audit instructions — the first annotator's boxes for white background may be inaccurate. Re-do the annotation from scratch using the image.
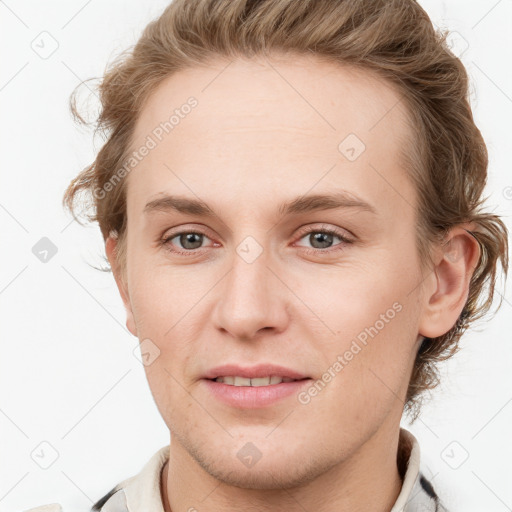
[1,1,511,511]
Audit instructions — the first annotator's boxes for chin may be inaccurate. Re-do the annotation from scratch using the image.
[196,450,329,490]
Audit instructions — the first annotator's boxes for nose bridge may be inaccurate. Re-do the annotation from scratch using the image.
[212,236,288,338]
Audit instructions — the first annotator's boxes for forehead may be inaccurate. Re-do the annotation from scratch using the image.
[126,54,416,220]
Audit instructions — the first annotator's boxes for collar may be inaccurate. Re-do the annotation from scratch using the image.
[391,428,447,511]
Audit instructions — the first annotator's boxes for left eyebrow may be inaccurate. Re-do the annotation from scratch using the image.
[278,191,377,216]
[143,190,377,217]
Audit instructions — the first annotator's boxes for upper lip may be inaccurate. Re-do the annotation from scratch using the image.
[203,364,309,380]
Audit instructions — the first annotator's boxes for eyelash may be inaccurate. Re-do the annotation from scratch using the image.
[294,226,352,255]
[159,225,353,257]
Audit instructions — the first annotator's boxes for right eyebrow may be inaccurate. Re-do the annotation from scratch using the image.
[144,196,215,217]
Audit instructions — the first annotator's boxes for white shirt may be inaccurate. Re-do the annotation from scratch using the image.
[26,428,448,512]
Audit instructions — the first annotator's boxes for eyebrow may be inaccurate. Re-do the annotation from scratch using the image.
[143,191,377,217]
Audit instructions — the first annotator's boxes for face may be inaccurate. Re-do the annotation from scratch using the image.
[111,54,431,489]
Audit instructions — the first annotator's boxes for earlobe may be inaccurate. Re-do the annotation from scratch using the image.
[418,226,481,339]
[105,236,138,337]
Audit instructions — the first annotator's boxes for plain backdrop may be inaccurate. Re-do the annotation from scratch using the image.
[1,1,511,511]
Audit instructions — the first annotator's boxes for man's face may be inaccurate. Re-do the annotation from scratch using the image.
[116,54,427,488]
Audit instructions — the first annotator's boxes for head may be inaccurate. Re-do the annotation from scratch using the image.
[64,0,508,490]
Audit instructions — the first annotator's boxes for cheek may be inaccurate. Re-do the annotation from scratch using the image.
[142,364,187,433]
[128,260,203,333]
[300,259,418,411]
[290,257,399,335]
[305,311,415,445]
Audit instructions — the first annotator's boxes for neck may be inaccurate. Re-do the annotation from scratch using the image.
[160,424,406,512]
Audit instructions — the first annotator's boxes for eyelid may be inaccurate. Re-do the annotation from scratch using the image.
[290,224,353,257]
[162,223,217,241]
[159,224,219,254]
[294,223,353,241]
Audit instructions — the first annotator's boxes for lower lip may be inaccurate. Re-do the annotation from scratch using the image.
[202,378,312,408]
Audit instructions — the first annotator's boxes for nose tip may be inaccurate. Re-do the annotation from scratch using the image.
[211,255,289,340]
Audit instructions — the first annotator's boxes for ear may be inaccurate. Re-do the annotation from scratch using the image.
[418,225,481,339]
[105,235,137,337]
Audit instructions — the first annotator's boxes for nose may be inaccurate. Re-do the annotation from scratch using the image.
[211,244,290,341]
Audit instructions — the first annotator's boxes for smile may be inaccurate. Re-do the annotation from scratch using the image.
[213,376,299,386]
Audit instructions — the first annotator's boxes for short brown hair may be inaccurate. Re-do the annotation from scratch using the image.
[63,0,509,418]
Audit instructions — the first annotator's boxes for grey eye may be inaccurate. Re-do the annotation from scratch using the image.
[176,232,204,250]
[307,232,335,249]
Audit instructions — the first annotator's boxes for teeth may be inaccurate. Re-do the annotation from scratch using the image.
[251,377,271,386]
[234,376,251,386]
[214,376,298,386]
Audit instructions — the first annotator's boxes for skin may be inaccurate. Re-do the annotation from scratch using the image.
[106,53,480,512]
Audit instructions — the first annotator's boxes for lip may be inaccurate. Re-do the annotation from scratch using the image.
[201,363,312,409]
[202,363,308,380]
[202,378,312,409]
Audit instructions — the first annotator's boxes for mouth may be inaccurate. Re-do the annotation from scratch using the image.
[207,376,309,386]
[201,364,313,408]
[202,363,310,382]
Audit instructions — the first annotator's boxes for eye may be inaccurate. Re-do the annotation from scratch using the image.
[294,225,352,254]
[160,230,216,255]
